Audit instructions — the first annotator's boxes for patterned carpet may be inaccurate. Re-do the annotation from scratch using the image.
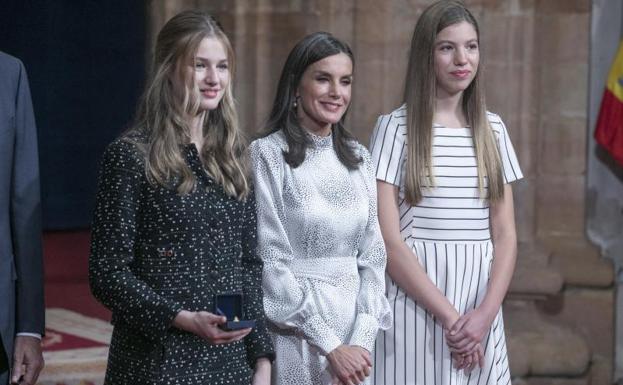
[38,308,111,385]
[39,231,111,385]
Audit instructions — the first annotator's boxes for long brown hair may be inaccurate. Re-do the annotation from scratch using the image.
[127,10,249,199]
[404,0,503,204]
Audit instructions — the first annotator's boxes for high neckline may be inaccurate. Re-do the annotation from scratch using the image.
[308,130,333,149]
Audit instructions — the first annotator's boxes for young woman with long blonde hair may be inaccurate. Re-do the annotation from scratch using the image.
[89,10,273,384]
[370,1,522,384]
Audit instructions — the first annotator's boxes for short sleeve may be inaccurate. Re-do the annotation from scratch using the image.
[369,108,407,187]
[488,113,523,184]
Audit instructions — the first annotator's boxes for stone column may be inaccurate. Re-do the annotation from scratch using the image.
[588,0,623,381]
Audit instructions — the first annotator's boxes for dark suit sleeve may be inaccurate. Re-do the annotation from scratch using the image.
[11,60,44,335]
[89,140,182,341]
[241,192,275,366]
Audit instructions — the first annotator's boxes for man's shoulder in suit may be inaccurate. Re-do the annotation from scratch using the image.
[0,51,26,98]
[0,51,23,75]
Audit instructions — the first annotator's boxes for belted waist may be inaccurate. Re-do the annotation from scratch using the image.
[288,257,359,284]
[289,257,358,281]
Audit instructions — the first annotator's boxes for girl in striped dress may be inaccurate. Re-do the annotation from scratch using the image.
[369,1,522,384]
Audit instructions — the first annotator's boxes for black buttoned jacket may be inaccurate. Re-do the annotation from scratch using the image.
[89,134,274,384]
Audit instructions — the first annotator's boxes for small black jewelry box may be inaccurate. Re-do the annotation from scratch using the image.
[213,293,256,331]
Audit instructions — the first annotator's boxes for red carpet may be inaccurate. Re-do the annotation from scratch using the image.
[44,328,107,352]
[44,230,110,321]
[40,230,111,385]
[39,308,111,385]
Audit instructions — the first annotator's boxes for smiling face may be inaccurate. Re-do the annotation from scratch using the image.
[295,53,353,136]
[181,36,230,113]
[434,20,479,98]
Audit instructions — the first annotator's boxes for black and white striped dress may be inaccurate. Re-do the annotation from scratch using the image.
[369,105,522,385]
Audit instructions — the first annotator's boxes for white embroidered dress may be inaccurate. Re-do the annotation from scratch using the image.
[251,130,393,385]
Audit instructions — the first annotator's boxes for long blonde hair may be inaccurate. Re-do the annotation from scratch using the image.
[403,0,503,205]
[127,10,249,199]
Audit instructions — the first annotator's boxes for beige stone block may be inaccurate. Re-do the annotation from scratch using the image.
[505,302,591,377]
[508,263,563,298]
[315,0,356,14]
[508,322,590,377]
[350,53,403,143]
[536,13,589,62]
[387,6,419,44]
[518,0,537,12]
[519,240,553,267]
[504,297,535,324]
[350,1,408,143]
[397,0,431,15]
[464,0,504,9]
[485,112,537,179]
[537,289,614,359]
[536,175,585,238]
[312,0,355,40]
[240,11,312,130]
[508,335,531,377]
[514,176,537,242]
[538,63,589,121]
[589,355,613,385]
[515,115,539,178]
[486,62,532,117]
[515,377,589,385]
[254,1,306,13]
[546,237,614,288]
[561,255,616,288]
[538,116,588,175]
[484,34,538,177]
[535,0,590,14]
[355,0,402,46]
[482,13,535,65]
[486,72,538,180]
[486,64,536,114]
[198,0,236,13]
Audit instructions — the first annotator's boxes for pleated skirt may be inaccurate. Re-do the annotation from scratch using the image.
[372,241,511,385]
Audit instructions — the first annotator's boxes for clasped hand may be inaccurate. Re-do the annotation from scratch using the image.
[327,344,371,385]
[445,308,494,371]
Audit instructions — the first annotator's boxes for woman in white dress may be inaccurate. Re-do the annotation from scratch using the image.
[370,1,522,384]
[250,32,392,385]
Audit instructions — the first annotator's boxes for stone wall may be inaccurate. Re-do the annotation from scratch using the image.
[588,0,623,382]
[147,1,614,383]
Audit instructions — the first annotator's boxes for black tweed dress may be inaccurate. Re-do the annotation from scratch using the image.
[89,133,274,384]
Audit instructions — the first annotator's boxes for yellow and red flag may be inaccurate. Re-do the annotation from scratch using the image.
[595,40,623,166]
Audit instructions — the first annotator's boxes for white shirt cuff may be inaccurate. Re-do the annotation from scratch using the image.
[16,332,42,340]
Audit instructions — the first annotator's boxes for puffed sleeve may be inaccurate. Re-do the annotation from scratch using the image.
[250,137,343,356]
[347,147,393,352]
[240,191,276,365]
[369,107,407,186]
[488,113,523,184]
[89,139,182,341]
